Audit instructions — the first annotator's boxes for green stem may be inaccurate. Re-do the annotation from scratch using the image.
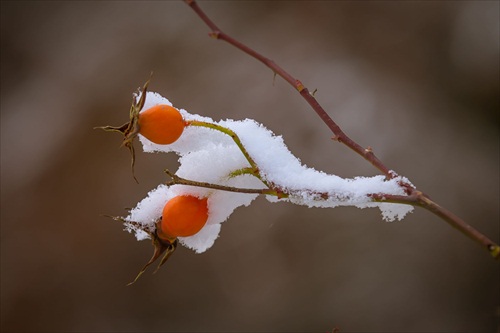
[228,167,259,178]
[188,120,269,188]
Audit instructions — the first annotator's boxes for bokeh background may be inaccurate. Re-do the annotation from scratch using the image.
[1,1,498,332]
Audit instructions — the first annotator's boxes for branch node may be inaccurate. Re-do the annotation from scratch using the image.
[365,146,373,153]
[208,31,221,39]
[295,80,305,92]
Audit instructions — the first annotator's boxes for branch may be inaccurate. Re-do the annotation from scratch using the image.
[164,169,285,197]
[370,193,500,259]
[185,0,393,179]
[184,0,499,259]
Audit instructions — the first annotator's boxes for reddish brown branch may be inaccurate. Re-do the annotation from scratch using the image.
[186,0,392,179]
[184,0,499,259]
[370,193,499,258]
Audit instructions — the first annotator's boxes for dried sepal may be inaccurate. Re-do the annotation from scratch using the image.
[102,213,178,285]
[127,236,177,286]
[94,76,152,183]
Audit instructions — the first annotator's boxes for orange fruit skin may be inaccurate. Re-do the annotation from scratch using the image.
[160,195,209,239]
[138,104,185,144]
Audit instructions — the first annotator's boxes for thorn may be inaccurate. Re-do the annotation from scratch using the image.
[311,88,318,97]
[331,135,340,142]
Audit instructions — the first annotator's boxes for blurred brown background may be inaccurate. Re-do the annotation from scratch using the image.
[1,1,498,332]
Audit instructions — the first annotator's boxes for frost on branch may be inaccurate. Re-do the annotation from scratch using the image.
[124,92,414,253]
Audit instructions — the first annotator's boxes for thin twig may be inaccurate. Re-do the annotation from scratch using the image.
[184,0,499,259]
[164,169,284,197]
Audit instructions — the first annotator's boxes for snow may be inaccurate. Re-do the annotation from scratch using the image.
[125,92,414,253]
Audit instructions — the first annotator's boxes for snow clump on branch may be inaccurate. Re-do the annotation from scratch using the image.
[125,92,414,253]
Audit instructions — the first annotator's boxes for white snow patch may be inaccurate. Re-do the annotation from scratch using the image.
[125,92,414,252]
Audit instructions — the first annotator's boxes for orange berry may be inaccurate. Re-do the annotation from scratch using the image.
[138,104,185,144]
[159,195,209,240]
